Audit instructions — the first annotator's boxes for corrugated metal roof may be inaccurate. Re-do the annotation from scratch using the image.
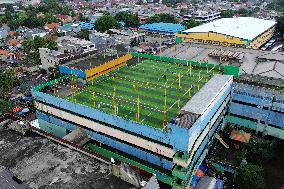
[140,22,185,34]
[180,75,233,115]
[183,17,276,40]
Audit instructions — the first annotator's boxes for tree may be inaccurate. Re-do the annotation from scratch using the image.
[76,29,90,40]
[0,69,18,97]
[276,16,284,36]
[235,163,265,189]
[267,0,284,12]
[98,10,110,16]
[183,19,201,29]
[79,13,90,22]
[22,37,58,65]
[145,13,178,24]
[0,99,13,115]
[238,8,250,16]
[220,10,235,18]
[136,0,144,5]
[95,15,119,32]
[115,12,140,28]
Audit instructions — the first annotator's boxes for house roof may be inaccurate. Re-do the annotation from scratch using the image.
[183,17,276,41]
[140,22,185,34]
[46,23,60,30]
[230,130,251,143]
[8,31,16,36]
[57,15,69,20]
[0,49,9,55]
[8,39,20,46]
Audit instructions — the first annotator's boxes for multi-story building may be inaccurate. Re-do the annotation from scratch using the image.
[184,11,221,23]
[39,37,96,70]
[177,17,276,49]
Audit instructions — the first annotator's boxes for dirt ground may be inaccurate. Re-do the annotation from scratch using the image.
[0,127,135,189]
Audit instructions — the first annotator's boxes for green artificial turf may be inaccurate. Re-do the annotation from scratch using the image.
[66,60,222,130]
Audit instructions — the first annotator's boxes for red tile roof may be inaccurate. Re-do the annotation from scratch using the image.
[230,130,251,143]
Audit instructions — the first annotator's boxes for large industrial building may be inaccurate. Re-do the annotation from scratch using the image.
[176,17,276,49]
[31,42,284,188]
[32,51,240,188]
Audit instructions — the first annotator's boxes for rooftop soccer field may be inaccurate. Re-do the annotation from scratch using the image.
[66,59,223,130]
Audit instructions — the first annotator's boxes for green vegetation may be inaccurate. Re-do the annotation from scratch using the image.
[0,69,18,97]
[66,60,222,129]
[235,163,265,189]
[22,37,58,65]
[78,13,90,22]
[145,13,178,24]
[267,0,284,12]
[0,11,59,30]
[276,16,284,36]
[31,0,73,16]
[0,99,13,115]
[95,15,119,32]
[115,12,140,28]
[76,29,90,40]
[182,19,201,29]
[220,8,254,18]
[162,0,184,7]
[0,0,72,29]
[220,10,235,18]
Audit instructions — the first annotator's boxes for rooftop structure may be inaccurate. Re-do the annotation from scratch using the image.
[140,23,185,34]
[184,11,221,23]
[57,36,96,53]
[89,30,145,49]
[39,37,96,70]
[183,17,275,41]
[32,52,238,188]
[177,17,276,49]
[161,43,284,79]
[78,22,94,30]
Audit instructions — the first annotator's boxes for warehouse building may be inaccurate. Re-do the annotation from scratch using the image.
[176,17,276,49]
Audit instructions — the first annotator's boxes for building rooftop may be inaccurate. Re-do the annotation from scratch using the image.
[183,17,276,40]
[57,36,94,46]
[140,23,185,34]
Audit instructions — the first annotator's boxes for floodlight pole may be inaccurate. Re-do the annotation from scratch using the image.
[206,60,209,82]
[188,61,192,98]
[177,64,181,110]
[93,89,96,108]
[73,75,77,103]
[133,84,140,122]
[54,81,58,97]
[189,61,192,76]
[188,74,191,99]
[163,83,167,129]
[112,77,117,115]
[137,94,140,122]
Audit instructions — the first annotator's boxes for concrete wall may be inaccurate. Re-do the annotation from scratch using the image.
[37,111,174,170]
[226,82,284,139]
[176,33,247,48]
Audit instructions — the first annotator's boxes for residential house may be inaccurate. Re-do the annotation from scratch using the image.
[44,23,60,32]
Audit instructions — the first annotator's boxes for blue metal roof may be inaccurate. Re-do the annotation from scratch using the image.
[79,22,94,30]
[139,22,185,34]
